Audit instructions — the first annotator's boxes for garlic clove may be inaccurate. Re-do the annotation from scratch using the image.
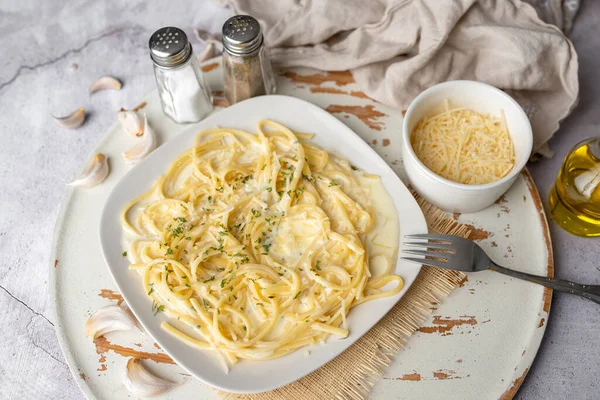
[124,358,178,397]
[122,114,157,164]
[117,110,144,137]
[198,42,215,63]
[90,76,122,94]
[85,304,141,339]
[69,153,109,187]
[53,108,86,129]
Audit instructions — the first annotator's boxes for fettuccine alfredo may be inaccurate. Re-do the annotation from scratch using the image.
[121,120,401,369]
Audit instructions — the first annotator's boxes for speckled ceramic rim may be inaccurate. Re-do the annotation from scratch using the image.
[402,80,533,191]
[49,164,98,400]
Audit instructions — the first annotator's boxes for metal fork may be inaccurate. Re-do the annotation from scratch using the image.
[402,234,600,305]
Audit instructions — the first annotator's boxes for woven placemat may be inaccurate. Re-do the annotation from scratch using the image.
[219,195,469,399]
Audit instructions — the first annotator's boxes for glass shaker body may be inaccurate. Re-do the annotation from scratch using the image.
[549,137,600,237]
[223,46,276,105]
[153,55,213,123]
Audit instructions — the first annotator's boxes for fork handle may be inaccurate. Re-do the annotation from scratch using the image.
[488,262,600,305]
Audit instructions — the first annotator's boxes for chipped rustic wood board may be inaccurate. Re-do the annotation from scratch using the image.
[50,58,552,400]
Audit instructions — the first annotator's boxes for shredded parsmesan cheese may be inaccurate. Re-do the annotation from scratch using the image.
[411,102,515,185]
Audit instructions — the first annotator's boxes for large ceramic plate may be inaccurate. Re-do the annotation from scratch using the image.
[51,59,551,399]
[98,95,427,394]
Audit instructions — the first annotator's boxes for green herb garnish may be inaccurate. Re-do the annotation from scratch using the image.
[153,304,165,316]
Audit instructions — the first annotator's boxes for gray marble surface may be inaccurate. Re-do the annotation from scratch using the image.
[0,0,598,399]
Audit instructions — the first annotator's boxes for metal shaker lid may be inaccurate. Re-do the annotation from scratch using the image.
[149,27,192,68]
[222,15,263,56]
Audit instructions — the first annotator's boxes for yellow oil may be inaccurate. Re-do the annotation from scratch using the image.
[549,138,600,237]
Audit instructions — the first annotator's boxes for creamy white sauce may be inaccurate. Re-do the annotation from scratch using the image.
[358,176,399,277]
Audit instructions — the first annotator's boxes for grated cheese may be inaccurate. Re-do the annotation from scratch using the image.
[411,103,515,185]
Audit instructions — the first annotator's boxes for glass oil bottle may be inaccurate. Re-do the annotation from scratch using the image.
[549,138,600,237]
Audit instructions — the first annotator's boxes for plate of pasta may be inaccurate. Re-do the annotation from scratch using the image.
[99,95,427,393]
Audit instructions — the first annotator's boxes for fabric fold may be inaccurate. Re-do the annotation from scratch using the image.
[215,0,579,153]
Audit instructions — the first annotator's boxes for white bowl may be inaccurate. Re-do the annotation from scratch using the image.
[402,80,533,213]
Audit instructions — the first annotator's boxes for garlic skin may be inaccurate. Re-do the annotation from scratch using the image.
[69,153,109,187]
[90,76,122,94]
[118,110,144,137]
[124,358,177,397]
[53,108,86,129]
[85,305,141,339]
[122,114,157,164]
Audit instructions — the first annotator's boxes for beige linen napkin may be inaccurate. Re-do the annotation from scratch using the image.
[213,0,579,155]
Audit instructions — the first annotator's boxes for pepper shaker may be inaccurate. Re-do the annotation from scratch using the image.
[149,27,213,123]
[222,15,276,105]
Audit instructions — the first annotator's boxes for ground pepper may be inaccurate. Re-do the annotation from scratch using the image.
[222,15,275,105]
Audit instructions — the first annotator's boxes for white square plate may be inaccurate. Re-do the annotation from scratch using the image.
[99,95,426,394]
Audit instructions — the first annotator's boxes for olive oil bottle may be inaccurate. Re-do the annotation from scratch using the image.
[549,138,600,237]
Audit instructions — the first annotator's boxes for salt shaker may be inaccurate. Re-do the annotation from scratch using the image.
[222,15,276,105]
[149,27,213,123]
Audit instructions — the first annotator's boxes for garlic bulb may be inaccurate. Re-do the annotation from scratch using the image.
[117,110,144,137]
[69,153,109,187]
[53,108,86,129]
[90,76,122,94]
[122,114,157,164]
[85,305,140,339]
[124,358,178,397]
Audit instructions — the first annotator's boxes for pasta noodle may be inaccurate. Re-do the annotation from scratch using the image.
[121,120,402,367]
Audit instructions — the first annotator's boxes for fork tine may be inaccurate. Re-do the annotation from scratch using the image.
[403,249,452,258]
[404,234,454,242]
[403,241,454,250]
[401,257,450,269]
